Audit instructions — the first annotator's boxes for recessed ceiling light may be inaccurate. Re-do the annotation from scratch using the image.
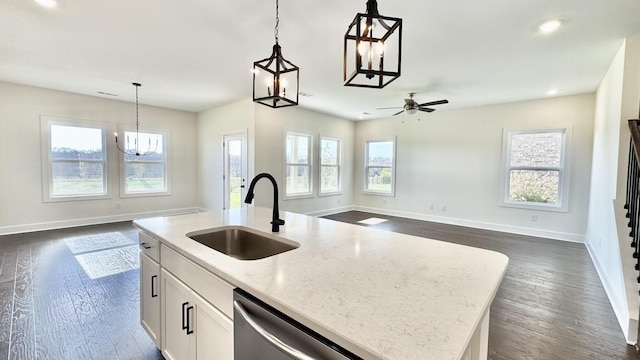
[35,0,57,8]
[546,88,559,96]
[539,19,562,34]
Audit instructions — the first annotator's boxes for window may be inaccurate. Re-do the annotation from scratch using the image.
[364,138,396,195]
[120,129,169,196]
[500,128,571,211]
[41,117,109,202]
[285,132,313,197]
[319,137,341,195]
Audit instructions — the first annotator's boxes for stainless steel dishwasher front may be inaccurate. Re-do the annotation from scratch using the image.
[233,288,362,360]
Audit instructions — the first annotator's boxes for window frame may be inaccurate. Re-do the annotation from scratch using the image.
[40,116,111,202]
[499,127,571,212]
[284,131,314,199]
[319,136,342,196]
[117,125,170,198]
[363,137,397,196]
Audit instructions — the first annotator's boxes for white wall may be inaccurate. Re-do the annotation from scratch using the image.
[353,94,595,241]
[0,82,198,234]
[196,99,255,210]
[196,100,355,215]
[253,105,355,215]
[586,35,640,344]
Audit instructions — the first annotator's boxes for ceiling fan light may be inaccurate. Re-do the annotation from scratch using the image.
[406,108,418,115]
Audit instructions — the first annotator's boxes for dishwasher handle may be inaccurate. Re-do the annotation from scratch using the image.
[233,300,318,360]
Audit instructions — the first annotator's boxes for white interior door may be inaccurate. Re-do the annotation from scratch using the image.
[223,132,247,210]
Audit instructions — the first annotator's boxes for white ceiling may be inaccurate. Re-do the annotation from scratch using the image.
[1,0,639,120]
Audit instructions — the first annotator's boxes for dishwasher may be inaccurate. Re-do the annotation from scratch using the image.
[233,288,362,360]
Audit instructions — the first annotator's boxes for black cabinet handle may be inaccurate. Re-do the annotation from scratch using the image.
[140,242,152,249]
[186,305,194,335]
[182,302,189,330]
[151,275,157,298]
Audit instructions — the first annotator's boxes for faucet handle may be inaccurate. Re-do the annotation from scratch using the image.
[272,219,285,226]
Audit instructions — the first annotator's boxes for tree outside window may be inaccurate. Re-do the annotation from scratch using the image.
[320,137,341,194]
[285,132,312,197]
[124,131,167,195]
[500,128,570,211]
[364,139,396,195]
[41,117,110,202]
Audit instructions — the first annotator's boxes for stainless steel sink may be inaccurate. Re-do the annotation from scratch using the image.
[186,228,298,260]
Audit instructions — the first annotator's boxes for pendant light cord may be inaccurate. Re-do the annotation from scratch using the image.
[135,83,140,150]
[135,84,139,128]
[274,0,279,44]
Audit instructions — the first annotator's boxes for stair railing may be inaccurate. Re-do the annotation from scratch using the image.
[625,119,640,293]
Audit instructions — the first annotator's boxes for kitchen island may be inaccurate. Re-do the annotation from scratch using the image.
[134,207,508,360]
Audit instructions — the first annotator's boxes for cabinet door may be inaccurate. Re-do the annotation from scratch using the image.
[191,291,233,360]
[161,269,192,360]
[140,253,161,347]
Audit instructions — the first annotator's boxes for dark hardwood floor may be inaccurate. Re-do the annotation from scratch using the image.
[1,213,638,359]
[323,211,640,360]
[0,222,163,360]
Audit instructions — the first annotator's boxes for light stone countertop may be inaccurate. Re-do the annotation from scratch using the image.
[134,207,509,360]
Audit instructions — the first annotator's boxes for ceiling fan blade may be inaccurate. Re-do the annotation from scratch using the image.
[392,110,405,116]
[419,107,436,113]
[376,106,403,110]
[419,99,449,107]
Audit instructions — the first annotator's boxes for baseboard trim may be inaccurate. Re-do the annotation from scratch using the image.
[351,206,585,243]
[585,240,635,344]
[305,206,355,217]
[0,207,202,236]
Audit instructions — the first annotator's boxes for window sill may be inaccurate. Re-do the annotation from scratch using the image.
[362,190,395,197]
[318,191,342,197]
[499,200,567,213]
[43,193,111,203]
[283,193,314,201]
[120,190,171,198]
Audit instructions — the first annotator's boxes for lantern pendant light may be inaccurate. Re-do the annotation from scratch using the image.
[344,0,402,88]
[252,0,299,108]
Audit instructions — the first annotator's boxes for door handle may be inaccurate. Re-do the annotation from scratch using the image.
[233,300,317,360]
[182,302,189,330]
[186,305,194,335]
[151,275,157,298]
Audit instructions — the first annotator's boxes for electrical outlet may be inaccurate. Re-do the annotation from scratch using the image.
[116,203,121,209]
[440,204,446,211]
[531,214,538,222]
[337,198,341,204]
[383,199,388,205]
[429,204,435,210]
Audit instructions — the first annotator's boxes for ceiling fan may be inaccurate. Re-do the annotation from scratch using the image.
[377,93,449,116]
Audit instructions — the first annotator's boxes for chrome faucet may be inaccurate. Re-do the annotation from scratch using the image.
[244,173,285,232]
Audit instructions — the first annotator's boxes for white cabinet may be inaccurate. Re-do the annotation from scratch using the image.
[139,232,234,360]
[161,268,233,360]
[140,248,161,347]
[191,286,233,360]
[161,268,192,360]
